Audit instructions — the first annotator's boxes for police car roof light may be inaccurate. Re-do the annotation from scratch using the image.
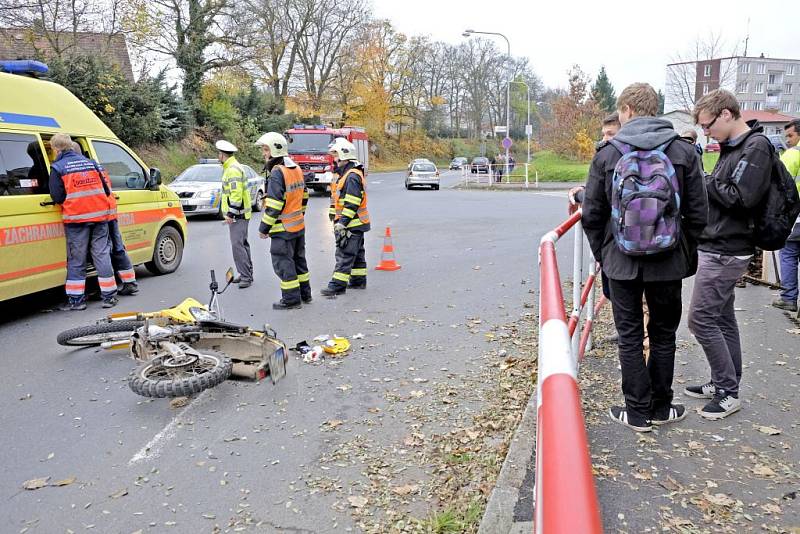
[0,60,49,75]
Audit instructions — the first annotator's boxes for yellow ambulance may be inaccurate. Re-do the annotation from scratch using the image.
[0,69,187,302]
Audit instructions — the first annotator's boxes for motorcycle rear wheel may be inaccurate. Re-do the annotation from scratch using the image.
[128,350,232,398]
[57,320,144,347]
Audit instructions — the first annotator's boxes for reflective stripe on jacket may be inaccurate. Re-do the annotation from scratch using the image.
[50,150,114,223]
[333,165,370,231]
[222,156,252,220]
[260,163,308,236]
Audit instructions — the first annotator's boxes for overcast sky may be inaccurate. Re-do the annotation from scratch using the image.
[372,0,798,92]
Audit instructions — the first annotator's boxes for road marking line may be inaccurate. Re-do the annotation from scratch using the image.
[127,389,213,465]
[370,181,383,184]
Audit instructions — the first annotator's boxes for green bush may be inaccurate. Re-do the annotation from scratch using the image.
[47,55,188,147]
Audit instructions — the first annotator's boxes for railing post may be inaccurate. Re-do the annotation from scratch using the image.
[585,260,596,355]
[571,221,584,359]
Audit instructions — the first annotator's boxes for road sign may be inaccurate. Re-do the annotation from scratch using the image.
[525,124,533,136]
[494,125,507,134]
[502,137,513,150]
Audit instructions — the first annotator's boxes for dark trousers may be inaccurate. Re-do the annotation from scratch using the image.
[65,222,116,302]
[329,232,366,289]
[608,275,682,421]
[270,234,310,303]
[108,219,136,285]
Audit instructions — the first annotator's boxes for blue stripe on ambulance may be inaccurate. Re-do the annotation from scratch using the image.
[0,112,60,128]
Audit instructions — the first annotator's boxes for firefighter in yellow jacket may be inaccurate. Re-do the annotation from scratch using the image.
[322,138,370,297]
[255,132,311,309]
[217,140,253,288]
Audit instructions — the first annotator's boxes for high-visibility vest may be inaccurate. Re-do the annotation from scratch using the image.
[61,161,114,223]
[272,165,305,233]
[222,156,252,219]
[333,168,370,229]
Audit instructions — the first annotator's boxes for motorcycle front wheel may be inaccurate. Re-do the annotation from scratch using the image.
[57,320,144,347]
[128,350,233,398]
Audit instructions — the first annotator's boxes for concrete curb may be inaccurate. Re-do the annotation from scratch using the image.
[478,387,538,534]
[452,182,578,192]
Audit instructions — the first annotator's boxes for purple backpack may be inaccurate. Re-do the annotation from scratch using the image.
[609,139,681,256]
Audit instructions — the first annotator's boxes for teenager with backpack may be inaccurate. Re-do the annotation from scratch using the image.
[582,83,708,432]
[687,90,800,419]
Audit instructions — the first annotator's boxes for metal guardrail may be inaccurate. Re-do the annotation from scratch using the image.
[460,163,538,188]
[534,209,603,533]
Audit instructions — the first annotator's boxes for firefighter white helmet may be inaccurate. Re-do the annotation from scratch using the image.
[328,137,357,161]
[254,132,289,157]
[215,140,238,153]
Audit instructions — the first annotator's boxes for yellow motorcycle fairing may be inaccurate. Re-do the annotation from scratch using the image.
[106,297,209,324]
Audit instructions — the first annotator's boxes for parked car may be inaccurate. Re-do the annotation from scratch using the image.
[169,160,265,219]
[449,157,468,170]
[470,156,491,174]
[405,162,440,190]
[767,134,788,153]
[704,140,720,153]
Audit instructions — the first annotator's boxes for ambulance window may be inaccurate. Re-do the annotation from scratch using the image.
[92,141,147,190]
[0,133,49,195]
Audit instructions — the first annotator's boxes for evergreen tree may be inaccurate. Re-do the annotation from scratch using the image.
[591,66,617,113]
[657,89,665,115]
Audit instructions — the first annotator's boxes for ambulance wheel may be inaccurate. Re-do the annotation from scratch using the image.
[146,226,183,275]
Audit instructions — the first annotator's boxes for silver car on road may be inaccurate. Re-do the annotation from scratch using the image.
[169,159,265,219]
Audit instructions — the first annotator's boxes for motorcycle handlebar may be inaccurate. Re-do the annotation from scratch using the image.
[210,269,217,285]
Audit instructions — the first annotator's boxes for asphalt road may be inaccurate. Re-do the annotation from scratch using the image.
[0,169,572,533]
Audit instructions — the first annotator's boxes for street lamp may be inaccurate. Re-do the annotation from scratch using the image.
[463,28,512,177]
[509,80,531,163]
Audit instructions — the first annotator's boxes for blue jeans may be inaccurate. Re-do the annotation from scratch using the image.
[65,223,117,302]
[779,241,800,303]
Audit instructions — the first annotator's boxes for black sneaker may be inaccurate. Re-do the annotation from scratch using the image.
[272,300,301,310]
[59,300,87,311]
[102,296,119,309]
[320,286,346,297]
[118,283,139,296]
[238,280,252,289]
[608,406,652,432]
[699,391,741,420]
[651,404,687,426]
[684,381,715,399]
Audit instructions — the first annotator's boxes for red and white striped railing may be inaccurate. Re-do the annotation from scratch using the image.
[534,209,603,533]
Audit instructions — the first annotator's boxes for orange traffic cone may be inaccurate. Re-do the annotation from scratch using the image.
[375,226,401,271]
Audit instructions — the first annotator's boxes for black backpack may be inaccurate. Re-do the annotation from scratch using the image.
[754,137,800,250]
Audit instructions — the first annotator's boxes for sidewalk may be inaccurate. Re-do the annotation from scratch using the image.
[481,279,800,533]
[452,180,580,191]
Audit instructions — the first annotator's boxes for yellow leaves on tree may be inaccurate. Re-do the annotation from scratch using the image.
[543,65,605,162]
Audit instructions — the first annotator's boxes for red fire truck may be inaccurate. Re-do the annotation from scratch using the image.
[285,124,369,194]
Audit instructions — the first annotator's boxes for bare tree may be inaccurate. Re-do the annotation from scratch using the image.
[238,0,313,101]
[0,0,126,57]
[124,0,248,120]
[666,31,741,112]
[295,0,368,113]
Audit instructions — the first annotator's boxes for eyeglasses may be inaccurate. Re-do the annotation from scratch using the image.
[699,112,722,131]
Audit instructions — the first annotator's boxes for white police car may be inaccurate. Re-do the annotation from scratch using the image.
[168,159,265,219]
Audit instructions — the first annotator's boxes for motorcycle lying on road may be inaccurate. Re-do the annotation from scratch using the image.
[57,269,287,398]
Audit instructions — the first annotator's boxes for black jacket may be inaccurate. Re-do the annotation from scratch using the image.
[698,120,773,255]
[583,117,708,281]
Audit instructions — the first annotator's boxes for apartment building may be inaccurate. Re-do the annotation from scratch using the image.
[665,55,800,117]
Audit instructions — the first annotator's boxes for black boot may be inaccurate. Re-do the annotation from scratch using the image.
[302,295,313,303]
[348,281,366,289]
[272,299,301,310]
[321,285,346,297]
